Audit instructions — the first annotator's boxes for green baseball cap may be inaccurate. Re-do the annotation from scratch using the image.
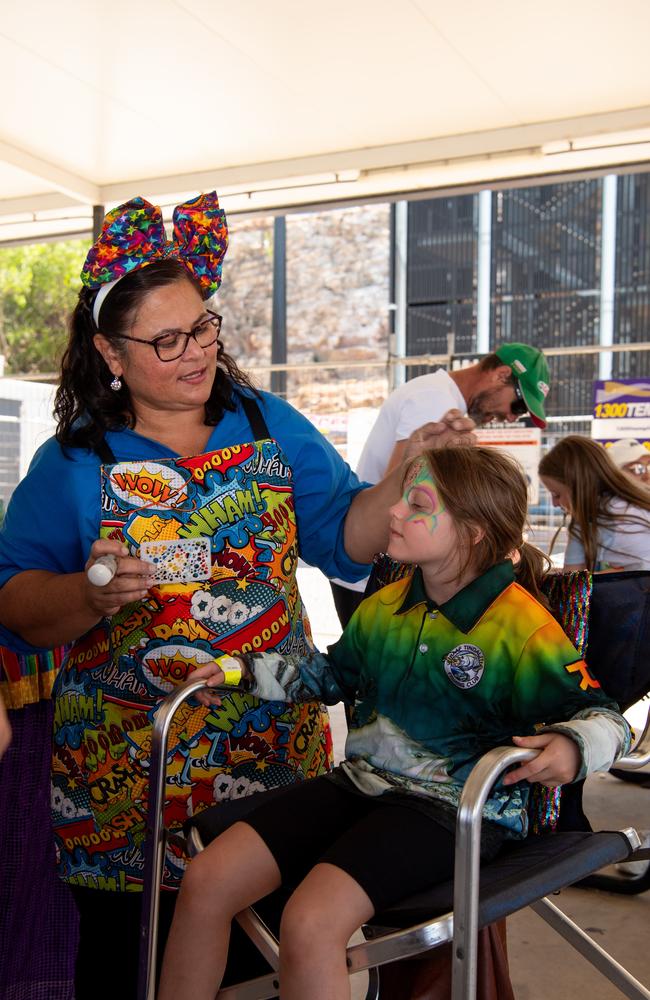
[495,342,550,429]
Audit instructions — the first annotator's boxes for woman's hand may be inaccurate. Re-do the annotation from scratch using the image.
[344,409,477,562]
[403,408,477,464]
[502,732,581,787]
[85,542,155,617]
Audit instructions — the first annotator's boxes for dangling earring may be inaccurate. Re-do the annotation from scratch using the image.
[110,375,122,392]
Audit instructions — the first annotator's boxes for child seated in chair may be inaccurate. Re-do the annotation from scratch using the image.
[158,446,630,1000]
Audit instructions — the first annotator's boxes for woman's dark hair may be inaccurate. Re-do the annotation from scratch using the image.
[539,435,650,570]
[416,445,551,605]
[54,258,257,450]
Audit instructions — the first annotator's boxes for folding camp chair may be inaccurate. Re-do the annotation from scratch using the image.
[137,570,650,1000]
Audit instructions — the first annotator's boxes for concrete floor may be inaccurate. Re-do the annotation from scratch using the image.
[297,564,650,999]
[507,771,650,999]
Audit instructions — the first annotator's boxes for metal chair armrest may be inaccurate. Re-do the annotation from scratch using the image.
[452,745,538,1000]
[451,732,649,1000]
[137,676,246,1000]
[617,701,650,769]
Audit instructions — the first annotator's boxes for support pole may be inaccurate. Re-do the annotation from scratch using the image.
[92,204,105,242]
[391,200,408,390]
[271,216,287,397]
[599,175,618,380]
[476,190,492,355]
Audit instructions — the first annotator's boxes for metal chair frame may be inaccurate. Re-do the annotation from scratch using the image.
[137,676,650,1000]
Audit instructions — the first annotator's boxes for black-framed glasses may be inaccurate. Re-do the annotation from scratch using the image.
[114,311,222,362]
[511,380,528,417]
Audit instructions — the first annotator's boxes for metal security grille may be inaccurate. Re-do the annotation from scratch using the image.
[405,196,477,375]
[490,181,602,417]
[614,173,650,380]
[407,195,476,304]
[407,301,474,353]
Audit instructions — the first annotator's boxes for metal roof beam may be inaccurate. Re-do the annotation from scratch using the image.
[0,192,85,218]
[100,105,650,206]
[0,139,99,205]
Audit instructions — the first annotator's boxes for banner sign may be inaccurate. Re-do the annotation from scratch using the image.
[591,378,650,446]
[474,425,542,504]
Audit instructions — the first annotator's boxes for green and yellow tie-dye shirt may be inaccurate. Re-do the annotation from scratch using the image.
[246,561,629,838]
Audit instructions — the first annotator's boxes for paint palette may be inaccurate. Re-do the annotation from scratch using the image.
[140,537,211,583]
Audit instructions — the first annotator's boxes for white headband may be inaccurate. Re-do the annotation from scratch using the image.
[92,277,123,327]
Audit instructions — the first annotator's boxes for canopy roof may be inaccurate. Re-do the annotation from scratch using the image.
[2,0,650,242]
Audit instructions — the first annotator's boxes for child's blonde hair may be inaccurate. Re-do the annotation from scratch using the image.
[417,446,550,604]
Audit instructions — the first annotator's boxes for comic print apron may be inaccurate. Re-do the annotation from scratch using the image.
[51,399,332,890]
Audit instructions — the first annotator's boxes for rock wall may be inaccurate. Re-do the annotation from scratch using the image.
[214,204,391,414]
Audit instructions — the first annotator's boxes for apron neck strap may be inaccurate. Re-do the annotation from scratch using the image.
[239,393,270,440]
[93,393,270,465]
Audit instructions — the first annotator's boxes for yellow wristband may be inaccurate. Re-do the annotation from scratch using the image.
[216,655,242,687]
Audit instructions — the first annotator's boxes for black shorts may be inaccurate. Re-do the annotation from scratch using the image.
[240,775,458,914]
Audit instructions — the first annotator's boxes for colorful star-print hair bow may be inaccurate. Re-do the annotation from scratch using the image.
[80,192,228,323]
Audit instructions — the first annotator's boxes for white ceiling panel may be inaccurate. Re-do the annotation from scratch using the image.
[433,0,650,120]
[1,0,650,240]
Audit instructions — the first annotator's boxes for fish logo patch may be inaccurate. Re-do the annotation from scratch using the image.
[443,644,485,690]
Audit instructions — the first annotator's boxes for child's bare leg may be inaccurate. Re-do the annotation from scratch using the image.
[158,821,282,1000]
[279,862,374,1000]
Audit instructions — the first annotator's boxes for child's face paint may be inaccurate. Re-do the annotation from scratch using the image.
[388,460,459,569]
[403,461,445,534]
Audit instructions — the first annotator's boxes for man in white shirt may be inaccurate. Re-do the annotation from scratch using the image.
[331,342,551,626]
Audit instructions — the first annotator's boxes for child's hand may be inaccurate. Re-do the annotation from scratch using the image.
[190,662,225,706]
[502,732,581,787]
[190,659,244,707]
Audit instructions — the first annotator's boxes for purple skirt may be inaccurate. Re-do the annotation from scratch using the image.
[0,700,78,999]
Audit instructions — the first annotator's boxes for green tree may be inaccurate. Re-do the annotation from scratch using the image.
[0,240,86,375]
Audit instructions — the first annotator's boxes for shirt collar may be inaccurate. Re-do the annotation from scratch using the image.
[396,560,515,633]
